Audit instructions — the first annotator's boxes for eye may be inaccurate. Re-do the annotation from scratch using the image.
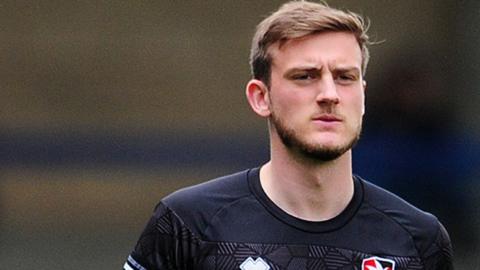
[335,73,358,85]
[293,74,310,80]
[291,71,317,81]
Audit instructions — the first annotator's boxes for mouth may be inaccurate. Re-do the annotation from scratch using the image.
[312,114,342,122]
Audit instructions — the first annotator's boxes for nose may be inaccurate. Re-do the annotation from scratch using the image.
[316,74,339,105]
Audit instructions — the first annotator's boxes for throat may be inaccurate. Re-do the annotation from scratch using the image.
[282,183,353,221]
[260,162,354,222]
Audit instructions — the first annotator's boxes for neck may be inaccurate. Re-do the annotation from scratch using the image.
[260,141,354,221]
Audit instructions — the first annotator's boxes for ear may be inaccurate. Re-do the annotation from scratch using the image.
[245,79,271,118]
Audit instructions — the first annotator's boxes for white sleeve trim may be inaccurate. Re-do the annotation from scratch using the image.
[124,255,147,270]
[123,262,135,270]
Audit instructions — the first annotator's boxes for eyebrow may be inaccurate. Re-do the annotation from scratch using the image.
[333,66,361,74]
[283,66,321,78]
[283,65,361,78]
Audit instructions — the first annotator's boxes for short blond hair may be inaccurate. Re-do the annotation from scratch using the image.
[250,1,370,86]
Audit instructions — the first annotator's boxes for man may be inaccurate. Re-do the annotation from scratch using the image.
[124,1,453,269]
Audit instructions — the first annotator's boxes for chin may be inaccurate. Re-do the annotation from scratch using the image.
[296,135,359,162]
[270,113,361,161]
[299,145,350,161]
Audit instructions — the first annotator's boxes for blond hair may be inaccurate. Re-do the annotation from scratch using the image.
[250,1,370,86]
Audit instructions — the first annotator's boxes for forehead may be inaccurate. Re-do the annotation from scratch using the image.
[269,32,362,70]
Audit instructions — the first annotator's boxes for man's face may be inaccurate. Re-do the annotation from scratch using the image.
[267,32,365,161]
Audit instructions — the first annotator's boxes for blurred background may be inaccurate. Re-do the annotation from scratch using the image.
[1,0,479,269]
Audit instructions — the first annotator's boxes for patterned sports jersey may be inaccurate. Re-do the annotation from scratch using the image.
[124,168,453,270]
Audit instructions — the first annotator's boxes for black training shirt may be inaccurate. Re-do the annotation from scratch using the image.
[124,168,453,270]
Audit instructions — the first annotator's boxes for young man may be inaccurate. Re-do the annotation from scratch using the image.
[124,2,453,269]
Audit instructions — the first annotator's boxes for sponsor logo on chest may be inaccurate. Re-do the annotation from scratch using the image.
[239,257,270,270]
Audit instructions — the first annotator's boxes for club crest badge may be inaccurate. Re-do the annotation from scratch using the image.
[362,256,395,270]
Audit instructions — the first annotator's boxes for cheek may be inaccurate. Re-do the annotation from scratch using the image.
[352,91,365,113]
[342,92,365,120]
[362,90,366,112]
[270,88,306,114]
[359,95,365,116]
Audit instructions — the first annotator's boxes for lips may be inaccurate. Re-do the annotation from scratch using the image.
[312,114,342,122]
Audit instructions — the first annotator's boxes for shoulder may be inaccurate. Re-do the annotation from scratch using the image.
[163,168,252,209]
[361,177,437,226]
[157,168,254,236]
[359,177,450,258]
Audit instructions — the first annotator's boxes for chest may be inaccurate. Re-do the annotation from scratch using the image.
[191,240,422,270]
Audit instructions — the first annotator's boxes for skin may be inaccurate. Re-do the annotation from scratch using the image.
[246,32,366,221]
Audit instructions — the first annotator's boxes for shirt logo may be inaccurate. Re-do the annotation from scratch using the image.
[362,256,395,270]
[239,257,270,270]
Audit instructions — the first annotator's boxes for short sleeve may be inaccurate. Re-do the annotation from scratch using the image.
[422,222,454,270]
[123,203,202,270]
